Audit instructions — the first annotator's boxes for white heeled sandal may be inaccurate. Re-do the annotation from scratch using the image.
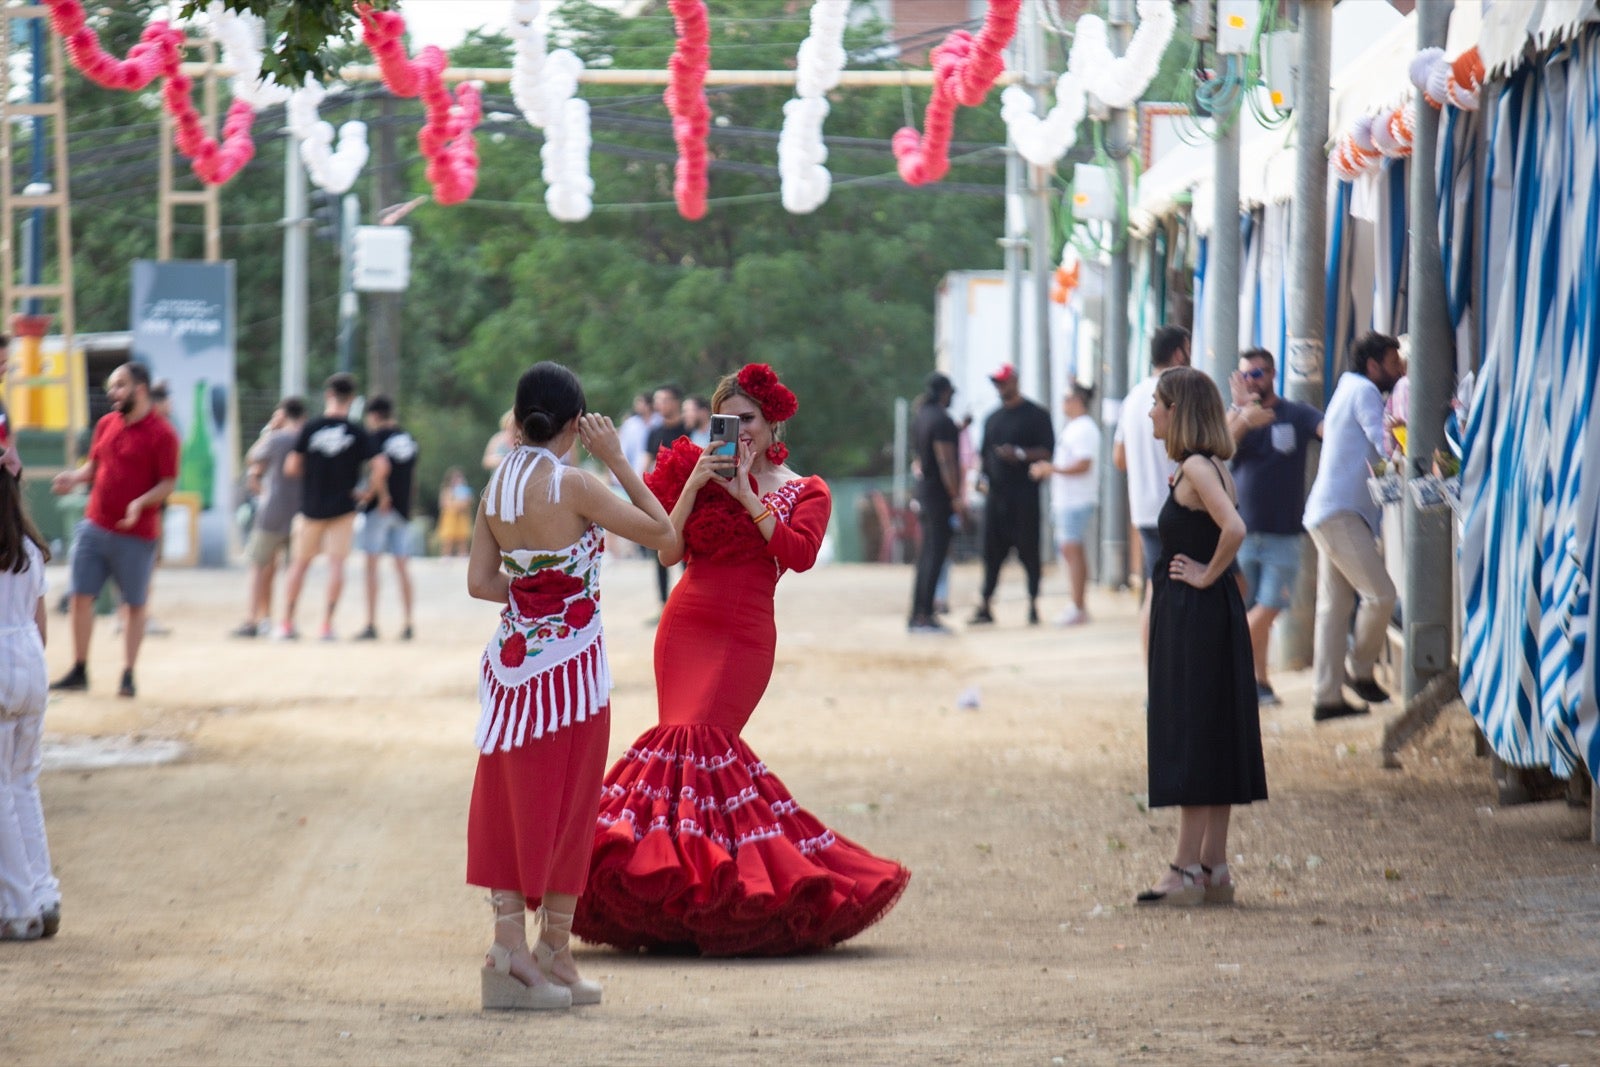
[1135,863,1206,907]
[533,906,602,1006]
[1201,862,1236,904]
[482,894,572,1011]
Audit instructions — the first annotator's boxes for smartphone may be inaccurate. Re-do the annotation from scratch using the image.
[708,413,740,478]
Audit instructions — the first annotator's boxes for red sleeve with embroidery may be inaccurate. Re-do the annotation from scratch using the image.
[766,477,830,573]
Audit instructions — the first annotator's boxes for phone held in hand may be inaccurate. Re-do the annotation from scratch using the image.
[709,413,740,478]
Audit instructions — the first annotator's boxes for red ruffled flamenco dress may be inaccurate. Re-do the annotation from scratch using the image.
[573,439,910,955]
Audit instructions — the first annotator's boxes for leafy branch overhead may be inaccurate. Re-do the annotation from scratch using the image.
[179,0,396,86]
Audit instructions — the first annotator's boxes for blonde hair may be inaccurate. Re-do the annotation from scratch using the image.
[1154,367,1234,462]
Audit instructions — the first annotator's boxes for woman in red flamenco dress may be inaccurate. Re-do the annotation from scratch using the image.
[574,364,910,956]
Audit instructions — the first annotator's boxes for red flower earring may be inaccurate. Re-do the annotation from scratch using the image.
[765,442,789,465]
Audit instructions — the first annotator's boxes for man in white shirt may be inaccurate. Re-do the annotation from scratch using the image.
[1031,382,1099,626]
[618,392,657,475]
[1114,325,1189,659]
[1303,332,1406,722]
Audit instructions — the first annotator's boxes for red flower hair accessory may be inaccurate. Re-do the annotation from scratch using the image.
[736,363,798,424]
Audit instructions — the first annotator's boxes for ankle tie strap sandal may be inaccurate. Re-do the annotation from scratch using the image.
[533,906,602,1005]
[1135,863,1206,907]
[482,893,571,1011]
[1200,863,1235,905]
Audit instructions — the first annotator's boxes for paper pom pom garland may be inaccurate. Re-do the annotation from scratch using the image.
[778,0,849,214]
[509,0,594,222]
[208,3,290,110]
[665,0,712,220]
[46,0,177,91]
[1000,72,1087,169]
[1068,0,1176,113]
[894,0,1021,186]
[357,2,482,205]
[285,81,371,196]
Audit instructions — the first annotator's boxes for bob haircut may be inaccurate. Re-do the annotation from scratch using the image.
[1154,367,1234,462]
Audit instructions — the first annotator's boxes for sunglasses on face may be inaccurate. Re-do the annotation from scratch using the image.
[1242,368,1269,380]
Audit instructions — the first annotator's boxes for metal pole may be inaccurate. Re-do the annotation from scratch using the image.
[1282,0,1333,668]
[1003,35,1026,378]
[25,19,44,317]
[366,93,402,401]
[892,396,909,564]
[336,192,360,375]
[1100,0,1134,590]
[1025,0,1053,409]
[281,131,309,398]
[1402,0,1454,702]
[1208,108,1241,394]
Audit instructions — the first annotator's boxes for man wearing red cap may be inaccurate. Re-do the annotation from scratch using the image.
[971,364,1054,625]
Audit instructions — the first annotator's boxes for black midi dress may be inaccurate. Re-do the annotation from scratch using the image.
[1146,457,1269,808]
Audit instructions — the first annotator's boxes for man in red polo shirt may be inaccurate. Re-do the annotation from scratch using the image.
[49,361,179,698]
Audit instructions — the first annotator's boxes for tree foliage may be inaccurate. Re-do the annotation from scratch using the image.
[177,0,395,86]
[52,0,1023,504]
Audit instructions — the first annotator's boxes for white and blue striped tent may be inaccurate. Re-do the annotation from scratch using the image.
[1459,27,1600,780]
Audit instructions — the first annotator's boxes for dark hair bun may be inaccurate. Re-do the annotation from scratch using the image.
[513,362,587,446]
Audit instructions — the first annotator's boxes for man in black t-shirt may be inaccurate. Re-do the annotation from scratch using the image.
[908,373,966,634]
[354,395,418,641]
[280,373,388,641]
[643,383,688,612]
[972,364,1054,626]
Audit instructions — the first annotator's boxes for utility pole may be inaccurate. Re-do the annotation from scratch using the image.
[1099,0,1134,590]
[1024,0,1053,409]
[1282,0,1332,668]
[1402,0,1454,702]
[280,130,309,398]
[336,192,360,374]
[1207,105,1240,394]
[1002,42,1026,381]
[366,92,402,401]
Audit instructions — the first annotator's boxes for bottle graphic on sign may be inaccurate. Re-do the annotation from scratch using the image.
[178,378,215,510]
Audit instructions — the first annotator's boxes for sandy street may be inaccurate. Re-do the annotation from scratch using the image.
[1,553,1596,1066]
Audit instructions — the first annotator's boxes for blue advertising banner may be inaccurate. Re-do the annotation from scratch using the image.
[129,260,237,566]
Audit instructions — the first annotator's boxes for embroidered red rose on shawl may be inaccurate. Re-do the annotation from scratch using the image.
[644,438,786,564]
[499,632,528,667]
[564,597,596,629]
[510,570,585,619]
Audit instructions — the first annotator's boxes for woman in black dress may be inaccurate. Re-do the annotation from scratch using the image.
[1138,367,1267,906]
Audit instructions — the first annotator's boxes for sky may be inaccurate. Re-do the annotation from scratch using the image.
[394,1,517,50]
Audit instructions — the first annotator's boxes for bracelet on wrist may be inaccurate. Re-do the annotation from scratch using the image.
[752,507,773,524]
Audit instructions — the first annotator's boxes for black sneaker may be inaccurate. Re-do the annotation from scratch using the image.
[400,625,414,641]
[1027,603,1040,626]
[118,669,136,699]
[354,625,379,641]
[1313,701,1369,722]
[1256,682,1280,707]
[1348,678,1391,704]
[50,664,87,691]
[40,902,59,938]
[968,607,995,625]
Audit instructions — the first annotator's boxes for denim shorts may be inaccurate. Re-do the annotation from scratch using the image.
[1053,505,1096,548]
[70,520,159,607]
[357,509,413,558]
[1237,531,1303,610]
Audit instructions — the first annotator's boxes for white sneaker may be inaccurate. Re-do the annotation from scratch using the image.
[1054,606,1088,627]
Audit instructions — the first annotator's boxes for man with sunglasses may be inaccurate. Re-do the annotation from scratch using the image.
[1227,348,1323,708]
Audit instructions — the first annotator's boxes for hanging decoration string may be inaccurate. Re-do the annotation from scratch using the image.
[665,0,712,220]
[45,0,255,185]
[209,4,368,195]
[892,0,1020,186]
[508,0,594,222]
[777,0,849,214]
[356,2,482,205]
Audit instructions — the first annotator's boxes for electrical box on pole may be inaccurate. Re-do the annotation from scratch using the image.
[352,226,411,292]
[1215,0,1261,54]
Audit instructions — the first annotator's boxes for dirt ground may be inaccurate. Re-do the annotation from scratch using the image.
[2,552,1597,1066]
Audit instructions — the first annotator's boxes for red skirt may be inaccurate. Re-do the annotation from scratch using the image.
[573,724,910,956]
[466,705,610,901]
